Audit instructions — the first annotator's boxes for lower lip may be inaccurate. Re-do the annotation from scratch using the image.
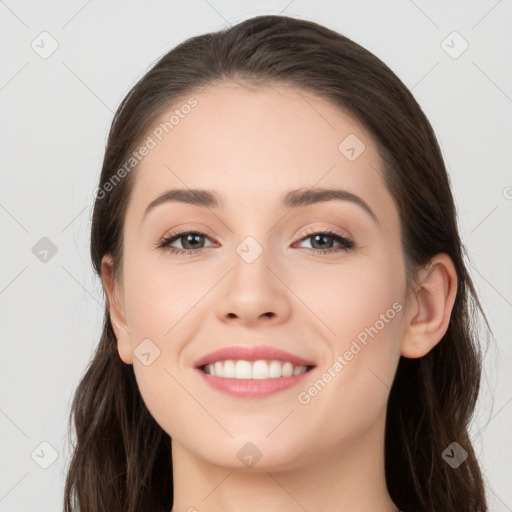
[195,367,314,398]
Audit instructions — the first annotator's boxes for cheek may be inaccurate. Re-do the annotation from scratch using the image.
[122,249,211,436]
[289,248,405,345]
[292,252,405,428]
[122,248,204,341]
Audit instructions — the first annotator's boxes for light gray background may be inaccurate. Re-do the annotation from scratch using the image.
[1,0,511,510]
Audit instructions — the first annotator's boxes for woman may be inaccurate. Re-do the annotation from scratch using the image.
[64,14,490,512]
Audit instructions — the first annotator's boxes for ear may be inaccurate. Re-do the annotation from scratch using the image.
[401,253,458,358]
[101,255,133,365]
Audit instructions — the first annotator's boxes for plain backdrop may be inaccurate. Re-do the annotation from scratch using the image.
[0,1,511,510]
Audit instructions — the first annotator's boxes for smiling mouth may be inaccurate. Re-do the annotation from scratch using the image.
[200,359,315,379]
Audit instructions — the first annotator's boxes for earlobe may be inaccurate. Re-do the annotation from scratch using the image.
[401,254,458,359]
[101,255,133,365]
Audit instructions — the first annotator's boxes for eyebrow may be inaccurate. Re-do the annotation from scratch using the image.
[143,187,378,223]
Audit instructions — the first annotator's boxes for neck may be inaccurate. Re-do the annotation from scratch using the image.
[169,413,397,512]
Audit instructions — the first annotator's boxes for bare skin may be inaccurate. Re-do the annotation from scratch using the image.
[101,81,457,512]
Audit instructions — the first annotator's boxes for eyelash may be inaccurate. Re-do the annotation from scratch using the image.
[157,228,355,256]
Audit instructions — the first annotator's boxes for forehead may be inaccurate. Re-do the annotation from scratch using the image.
[127,82,395,222]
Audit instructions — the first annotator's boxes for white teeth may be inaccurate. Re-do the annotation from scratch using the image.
[269,360,282,378]
[282,362,293,377]
[252,360,269,379]
[203,359,309,379]
[223,359,236,378]
[235,360,252,379]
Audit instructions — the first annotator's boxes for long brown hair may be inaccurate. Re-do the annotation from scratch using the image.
[64,14,490,512]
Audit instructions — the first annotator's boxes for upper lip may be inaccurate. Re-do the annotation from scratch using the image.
[193,345,316,368]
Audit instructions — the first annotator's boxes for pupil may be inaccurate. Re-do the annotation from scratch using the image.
[184,234,202,249]
[313,234,332,249]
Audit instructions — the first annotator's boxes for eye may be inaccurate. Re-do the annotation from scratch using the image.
[157,229,216,255]
[293,229,354,254]
[157,228,355,256]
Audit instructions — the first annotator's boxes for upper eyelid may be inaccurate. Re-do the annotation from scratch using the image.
[161,226,216,243]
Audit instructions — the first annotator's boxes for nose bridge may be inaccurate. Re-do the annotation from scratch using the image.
[225,199,276,266]
[229,231,276,292]
[226,198,292,288]
[235,233,267,266]
[218,190,290,268]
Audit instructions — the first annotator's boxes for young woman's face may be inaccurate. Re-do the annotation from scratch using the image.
[110,82,409,470]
